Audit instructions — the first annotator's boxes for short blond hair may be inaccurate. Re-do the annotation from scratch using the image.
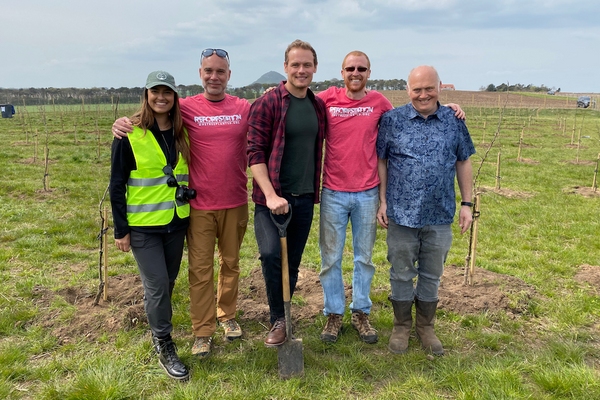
[284,39,318,66]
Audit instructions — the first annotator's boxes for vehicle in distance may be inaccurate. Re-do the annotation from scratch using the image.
[577,96,591,108]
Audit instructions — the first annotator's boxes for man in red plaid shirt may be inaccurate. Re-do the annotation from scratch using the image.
[247,39,327,347]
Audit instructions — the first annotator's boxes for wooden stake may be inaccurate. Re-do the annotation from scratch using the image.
[74,123,78,144]
[482,117,487,144]
[495,151,501,189]
[593,153,599,192]
[96,119,101,158]
[517,128,524,162]
[43,147,50,191]
[103,208,109,301]
[34,128,38,162]
[467,193,481,286]
[576,128,582,162]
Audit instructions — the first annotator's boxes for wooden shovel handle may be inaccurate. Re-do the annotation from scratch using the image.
[280,237,290,302]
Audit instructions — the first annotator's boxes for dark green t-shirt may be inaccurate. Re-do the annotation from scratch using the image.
[279,93,319,194]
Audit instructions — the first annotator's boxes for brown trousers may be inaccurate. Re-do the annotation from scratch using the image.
[187,204,248,337]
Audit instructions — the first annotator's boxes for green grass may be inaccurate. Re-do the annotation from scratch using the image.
[0,104,599,398]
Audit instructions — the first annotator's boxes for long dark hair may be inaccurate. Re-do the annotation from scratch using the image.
[130,89,191,165]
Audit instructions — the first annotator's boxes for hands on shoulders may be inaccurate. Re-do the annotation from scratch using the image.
[112,117,134,139]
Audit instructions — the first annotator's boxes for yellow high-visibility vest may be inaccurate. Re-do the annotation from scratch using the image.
[126,126,189,226]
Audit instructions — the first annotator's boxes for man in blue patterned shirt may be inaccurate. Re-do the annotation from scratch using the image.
[376,65,475,356]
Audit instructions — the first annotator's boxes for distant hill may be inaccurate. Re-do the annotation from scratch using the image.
[252,71,286,85]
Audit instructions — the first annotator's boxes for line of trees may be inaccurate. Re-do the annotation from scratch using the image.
[0,78,408,106]
[480,83,560,93]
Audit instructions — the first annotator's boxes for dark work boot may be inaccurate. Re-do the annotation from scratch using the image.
[414,298,444,356]
[153,335,190,380]
[388,297,413,354]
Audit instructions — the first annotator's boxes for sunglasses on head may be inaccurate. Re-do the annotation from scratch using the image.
[201,48,230,64]
[344,66,368,72]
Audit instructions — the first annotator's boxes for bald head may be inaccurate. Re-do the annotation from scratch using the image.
[407,66,440,91]
[407,65,441,118]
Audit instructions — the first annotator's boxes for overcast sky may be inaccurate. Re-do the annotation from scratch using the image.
[3,0,599,92]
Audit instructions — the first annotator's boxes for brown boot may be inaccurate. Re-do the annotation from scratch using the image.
[388,297,413,354]
[414,298,444,356]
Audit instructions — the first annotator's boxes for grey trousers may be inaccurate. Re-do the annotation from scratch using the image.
[386,220,453,303]
[130,228,186,337]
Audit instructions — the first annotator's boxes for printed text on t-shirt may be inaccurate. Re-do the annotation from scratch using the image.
[328,107,373,117]
[193,115,242,126]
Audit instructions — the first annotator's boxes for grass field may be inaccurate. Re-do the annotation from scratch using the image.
[1,92,600,399]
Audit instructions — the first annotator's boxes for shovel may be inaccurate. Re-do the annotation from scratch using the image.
[270,205,304,379]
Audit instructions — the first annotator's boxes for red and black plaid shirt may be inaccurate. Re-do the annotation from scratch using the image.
[247,81,327,206]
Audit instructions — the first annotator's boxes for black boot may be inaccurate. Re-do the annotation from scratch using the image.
[388,297,413,354]
[153,335,190,380]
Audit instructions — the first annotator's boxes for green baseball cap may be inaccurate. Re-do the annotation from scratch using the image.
[145,71,177,91]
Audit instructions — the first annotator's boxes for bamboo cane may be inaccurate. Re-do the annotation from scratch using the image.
[482,117,487,144]
[576,127,582,162]
[468,193,481,286]
[34,128,38,162]
[593,153,599,192]
[96,119,100,158]
[495,151,501,189]
[103,208,109,301]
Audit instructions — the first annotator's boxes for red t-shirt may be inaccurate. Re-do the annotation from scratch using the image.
[180,94,250,210]
[318,87,393,192]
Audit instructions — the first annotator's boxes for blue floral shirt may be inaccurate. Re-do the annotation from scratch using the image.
[376,103,475,228]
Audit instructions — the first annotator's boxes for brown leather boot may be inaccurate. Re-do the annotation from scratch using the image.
[414,298,444,356]
[388,297,413,354]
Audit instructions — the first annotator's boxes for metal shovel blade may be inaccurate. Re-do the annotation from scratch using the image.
[277,301,304,379]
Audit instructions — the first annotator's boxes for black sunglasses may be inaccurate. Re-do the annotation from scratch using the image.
[201,48,230,64]
[344,66,368,72]
[163,165,178,187]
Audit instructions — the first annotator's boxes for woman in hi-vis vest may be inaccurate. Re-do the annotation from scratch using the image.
[110,71,193,381]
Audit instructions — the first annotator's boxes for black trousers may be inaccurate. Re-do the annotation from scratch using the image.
[130,228,186,337]
[254,193,314,324]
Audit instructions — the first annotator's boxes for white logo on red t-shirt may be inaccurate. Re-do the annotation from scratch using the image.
[328,107,373,117]
[193,115,242,126]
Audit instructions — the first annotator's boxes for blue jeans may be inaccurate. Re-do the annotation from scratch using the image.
[254,193,314,325]
[386,220,453,302]
[319,186,378,315]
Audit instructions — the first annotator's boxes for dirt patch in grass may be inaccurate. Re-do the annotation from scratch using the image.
[438,264,537,316]
[561,160,596,166]
[564,144,589,149]
[31,273,145,343]
[563,186,600,197]
[511,143,537,148]
[14,157,58,165]
[574,264,600,295]
[480,187,535,199]
[28,263,538,342]
[237,267,327,323]
[505,158,540,164]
